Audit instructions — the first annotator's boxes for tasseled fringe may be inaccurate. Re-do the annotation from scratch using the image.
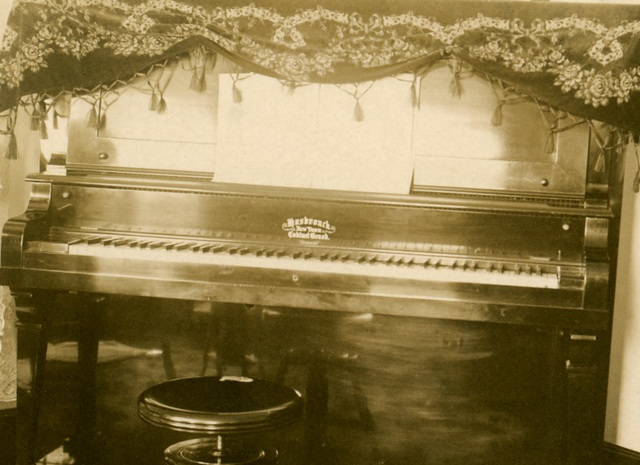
[353,100,364,122]
[448,61,463,98]
[157,95,167,113]
[29,113,48,139]
[594,151,606,173]
[40,119,48,140]
[232,82,243,103]
[544,132,556,154]
[188,46,209,92]
[411,78,419,110]
[449,77,462,98]
[491,103,503,126]
[86,105,98,128]
[53,93,71,118]
[411,74,420,110]
[149,90,159,111]
[190,69,207,92]
[149,90,167,113]
[5,131,17,160]
[86,105,106,129]
[30,113,40,131]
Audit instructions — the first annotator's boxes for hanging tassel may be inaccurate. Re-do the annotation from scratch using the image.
[52,110,59,130]
[544,132,556,154]
[189,46,208,92]
[448,60,463,98]
[54,93,71,118]
[5,131,17,160]
[449,77,462,98]
[286,82,297,96]
[594,151,606,173]
[232,82,243,103]
[157,95,167,114]
[411,79,419,110]
[97,110,106,130]
[353,100,364,122]
[30,113,41,131]
[149,90,159,111]
[86,105,98,128]
[39,119,48,140]
[491,103,503,126]
[189,69,202,92]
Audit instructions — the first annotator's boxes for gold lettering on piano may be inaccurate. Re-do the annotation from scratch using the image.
[282,217,336,241]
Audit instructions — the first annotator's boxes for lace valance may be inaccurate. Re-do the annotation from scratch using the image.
[2,0,640,142]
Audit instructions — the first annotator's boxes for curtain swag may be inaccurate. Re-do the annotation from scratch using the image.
[3,0,640,133]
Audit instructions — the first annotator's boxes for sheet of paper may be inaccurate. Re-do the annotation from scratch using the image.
[215,74,415,194]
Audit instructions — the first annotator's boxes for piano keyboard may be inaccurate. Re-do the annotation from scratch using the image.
[28,236,561,289]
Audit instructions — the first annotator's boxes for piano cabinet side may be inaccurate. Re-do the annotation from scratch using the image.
[1,182,52,269]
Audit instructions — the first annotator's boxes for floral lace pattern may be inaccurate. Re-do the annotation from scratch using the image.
[1,0,640,109]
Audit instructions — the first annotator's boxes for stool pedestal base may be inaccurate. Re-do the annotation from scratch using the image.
[165,437,268,465]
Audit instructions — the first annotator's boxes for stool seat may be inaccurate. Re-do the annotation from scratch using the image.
[138,376,303,435]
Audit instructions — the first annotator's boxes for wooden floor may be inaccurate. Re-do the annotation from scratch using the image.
[16,296,582,465]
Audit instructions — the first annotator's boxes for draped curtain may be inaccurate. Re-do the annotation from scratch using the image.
[2,0,640,145]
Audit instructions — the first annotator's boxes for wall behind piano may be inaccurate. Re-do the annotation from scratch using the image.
[605,141,640,454]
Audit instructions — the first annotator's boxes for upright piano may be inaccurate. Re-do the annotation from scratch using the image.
[0,64,626,465]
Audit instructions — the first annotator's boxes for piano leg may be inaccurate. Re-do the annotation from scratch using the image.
[548,327,608,465]
[66,294,105,465]
[548,328,569,465]
[14,291,53,465]
[565,330,608,465]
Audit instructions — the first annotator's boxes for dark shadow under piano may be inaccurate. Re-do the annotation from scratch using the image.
[19,294,604,465]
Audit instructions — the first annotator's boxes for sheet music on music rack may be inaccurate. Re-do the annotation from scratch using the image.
[215,74,415,194]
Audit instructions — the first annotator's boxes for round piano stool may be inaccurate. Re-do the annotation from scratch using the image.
[138,376,303,465]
